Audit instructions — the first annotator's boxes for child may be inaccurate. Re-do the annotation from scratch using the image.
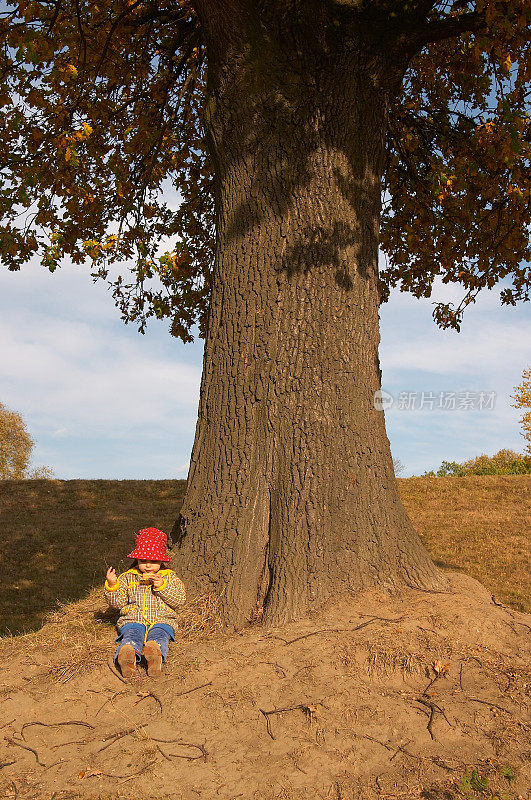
[104,527,186,678]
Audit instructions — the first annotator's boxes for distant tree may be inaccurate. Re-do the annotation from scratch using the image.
[0,402,54,479]
[511,367,531,455]
[393,458,405,476]
[423,449,531,477]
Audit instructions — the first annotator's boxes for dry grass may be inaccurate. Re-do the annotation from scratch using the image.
[175,592,225,640]
[0,580,224,682]
[0,478,186,635]
[398,475,531,613]
[0,475,529,637]
[364,646,427,678]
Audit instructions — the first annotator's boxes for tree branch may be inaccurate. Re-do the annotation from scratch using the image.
[405,10,484,53]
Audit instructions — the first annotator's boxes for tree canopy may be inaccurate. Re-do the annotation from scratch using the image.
[0,0,529,339]
[0,400,54,478]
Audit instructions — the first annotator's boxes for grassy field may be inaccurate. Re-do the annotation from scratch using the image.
[0,475,529,636]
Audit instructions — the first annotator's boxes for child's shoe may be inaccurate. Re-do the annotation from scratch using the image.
[142,641,163,677]
[117,644,136,678]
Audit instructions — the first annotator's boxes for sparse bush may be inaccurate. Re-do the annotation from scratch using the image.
[511,367,531,455]
[393,457,405,476]
[422,449,531,477]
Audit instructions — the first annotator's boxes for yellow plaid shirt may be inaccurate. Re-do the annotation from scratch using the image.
[104,567,186,630]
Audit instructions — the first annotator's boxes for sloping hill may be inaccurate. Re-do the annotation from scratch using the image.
[0,572,529,800]
[0,476,529,636]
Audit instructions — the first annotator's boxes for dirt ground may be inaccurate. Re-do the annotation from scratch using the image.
[0,572,529,800]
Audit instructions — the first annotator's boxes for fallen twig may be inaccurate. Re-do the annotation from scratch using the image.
[135,691,163,713]
[107,654,129,684]
[259,704,316,740]
[174,681,213,698]
[422,675,439,695]
[98,727,139,752]
[416,697,452,740]
[362,735,421,762]
[50,739,89,749]
[154,742,172,761]
[281,616,404,646]
[86,759,158,781]
[259,709,276,740]
[21,720,94,740]
[96,689,128,717]
[5,737,46,767]
[0,760,16,770]
[467,696,513,714]
[161,741,208,762]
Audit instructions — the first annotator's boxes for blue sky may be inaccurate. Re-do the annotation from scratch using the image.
[0,258,529,478]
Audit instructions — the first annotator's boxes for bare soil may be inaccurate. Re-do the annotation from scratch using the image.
[0,573,529,800]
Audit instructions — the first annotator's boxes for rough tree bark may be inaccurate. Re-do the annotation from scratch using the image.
[171,1,444,628]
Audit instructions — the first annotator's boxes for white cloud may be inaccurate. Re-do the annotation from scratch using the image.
[52,427,68,437]
[1,315,201,437]
[1,253,529,479]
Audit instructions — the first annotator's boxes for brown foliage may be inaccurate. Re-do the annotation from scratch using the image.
[511,366,531,454]
[0,1,529,337]
[0,401,53,480]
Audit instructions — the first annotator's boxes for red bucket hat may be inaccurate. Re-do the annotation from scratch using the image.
[127,528,172,563]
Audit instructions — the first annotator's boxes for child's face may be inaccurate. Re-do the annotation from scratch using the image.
[137,560,163,574]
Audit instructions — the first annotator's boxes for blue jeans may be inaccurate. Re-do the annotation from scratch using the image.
[115,622,174,663]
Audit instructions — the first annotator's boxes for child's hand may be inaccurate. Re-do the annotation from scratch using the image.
[150,574,164,590]
[106,567,118,587]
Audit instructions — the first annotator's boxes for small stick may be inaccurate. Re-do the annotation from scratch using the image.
[467,697,513,714]
[416,697,452,740]
[98,727,138,752]
[96,689,128,717]
[50,739,88,749]
[174,681,213,698]
[21,720,94,739]
[259,709,275,740]
[107,654,129,685]
[422,675,439,695]
[459,663,464,691]
[163,742,208,762]
[0,720,15,731]
[94,759,158,781]
[282,617,404,646]
[149,735,186,743]
[135,691,163,713]
[155,743,172,761]
[363,735,421,762]
[259,704,313,739]
[5,737,46,767]
[0,760,16,770]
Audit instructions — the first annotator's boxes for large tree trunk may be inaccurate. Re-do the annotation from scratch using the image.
[171,2,444,628]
